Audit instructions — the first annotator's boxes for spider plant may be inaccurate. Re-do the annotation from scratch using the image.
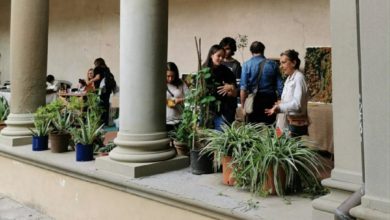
[200,121,264,166]
[232,124,324,197]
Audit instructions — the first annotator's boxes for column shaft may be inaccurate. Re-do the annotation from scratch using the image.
[312,0,363,218]
[109,0,175,162]
[350,0,390,218]
[1,0,48,139]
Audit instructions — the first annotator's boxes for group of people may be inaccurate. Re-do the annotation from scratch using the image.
[46,58,116,126]
[166,37,309,137]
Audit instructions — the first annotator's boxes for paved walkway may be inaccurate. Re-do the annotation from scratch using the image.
[0,194,52,220]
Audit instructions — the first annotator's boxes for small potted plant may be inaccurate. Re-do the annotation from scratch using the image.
[29,114,51,151]
[201,122,263,185]
[168,108,192,156]
[0,96,10,130]
[70,111,104,161]
[95,141,117,157]
[49,110,73,153]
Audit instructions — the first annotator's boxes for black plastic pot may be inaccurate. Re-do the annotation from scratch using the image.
[190,149,213,175]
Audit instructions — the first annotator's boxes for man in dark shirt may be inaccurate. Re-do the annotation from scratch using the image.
[240,41,284,124]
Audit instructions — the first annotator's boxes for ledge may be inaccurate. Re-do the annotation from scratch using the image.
[0,144,314,220]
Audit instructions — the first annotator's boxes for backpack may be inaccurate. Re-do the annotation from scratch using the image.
[104,70,118,94]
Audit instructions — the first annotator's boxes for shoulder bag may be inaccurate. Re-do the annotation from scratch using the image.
[243,59,267,114]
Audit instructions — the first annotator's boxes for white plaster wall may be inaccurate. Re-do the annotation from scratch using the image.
[47,0,120,85]
[168,0,331,73]
[0,0,330,84]
[0,0,10,84]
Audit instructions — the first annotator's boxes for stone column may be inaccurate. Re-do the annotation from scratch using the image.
[0,0,48,146]
[96,0,188,178]
[312,1,363,219]
[350,0,390,219]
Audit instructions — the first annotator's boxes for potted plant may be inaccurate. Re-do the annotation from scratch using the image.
[232,124,324,197]
[29,111,51,151]
[184,67,218,175]
[0,96,10,130]
[168,108,192,156]
[49,109,73,153]
[95,141,117,157]
[70,111,104,161]
[200,122,264,185]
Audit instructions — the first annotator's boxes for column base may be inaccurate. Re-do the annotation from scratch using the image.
[350,205,390,220]
[0,113,34,136]
[0,135,32,146]
[96,155,190,178]
[312,177,362,220]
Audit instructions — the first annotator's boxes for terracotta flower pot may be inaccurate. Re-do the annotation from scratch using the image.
[0,122,6,131]
[263,166,286,195]
[173,140,189,156]
[222,156,235,186]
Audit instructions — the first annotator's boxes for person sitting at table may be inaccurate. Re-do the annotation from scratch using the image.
[81,68,95,92]
[46,74,59,92]
[78,79,88,93]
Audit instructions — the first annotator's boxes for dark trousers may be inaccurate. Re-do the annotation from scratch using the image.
[288,125,308,137]
[247,92,277,125]
[100,91,111,126]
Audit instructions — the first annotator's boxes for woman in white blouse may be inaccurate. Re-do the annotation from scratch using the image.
[265,49,309,137]
[166,62,188,132]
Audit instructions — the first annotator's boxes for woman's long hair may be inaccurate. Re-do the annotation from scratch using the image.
[167,62,183,88]
[202,44,224,68]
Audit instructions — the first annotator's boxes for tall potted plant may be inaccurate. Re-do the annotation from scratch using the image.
[71,111,104,161]
[185,67,218,175]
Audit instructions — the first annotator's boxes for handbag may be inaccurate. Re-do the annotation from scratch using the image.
[243,59,267,114]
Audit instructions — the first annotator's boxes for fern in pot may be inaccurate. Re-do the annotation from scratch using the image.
[70,111,104,161]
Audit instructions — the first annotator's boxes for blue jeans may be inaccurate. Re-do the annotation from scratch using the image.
[214,115,228,131]
[288,125,308,137]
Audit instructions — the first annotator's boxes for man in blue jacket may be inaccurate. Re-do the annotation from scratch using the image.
[240,41,284,124]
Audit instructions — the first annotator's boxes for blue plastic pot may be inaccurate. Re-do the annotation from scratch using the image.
[76,143,94,161]
[32,136,48,151]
